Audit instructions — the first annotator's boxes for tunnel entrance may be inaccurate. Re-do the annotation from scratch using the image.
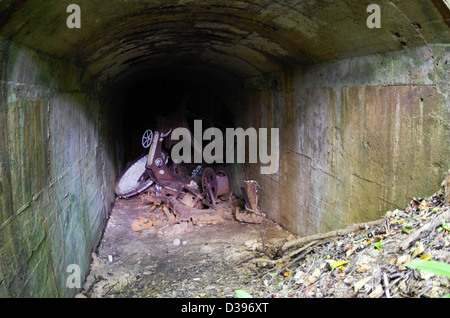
[82,64,294,298]
[1,0,449,299]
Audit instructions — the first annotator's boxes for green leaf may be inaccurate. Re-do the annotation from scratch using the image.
[332,260,349,270]
[404,260,450,277]
[402,224,413,234]
[235,289,253,298]
[402,226,413,234]
[442,294,450,298]
[373,240,383,251]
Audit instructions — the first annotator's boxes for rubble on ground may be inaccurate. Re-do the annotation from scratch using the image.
[82,172,450,298]
[244,175,450,298]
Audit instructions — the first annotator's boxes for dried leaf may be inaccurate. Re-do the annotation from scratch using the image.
[311,268,321,277]
[411,241,424,258]
[284,267,292,277]
[397,255,410,264]
[354,276,372,293]
[396,254,411,271]
[346,245,358,258]
[294,270,306,281]
[420,253,431,261]
[369,284,384,298]
[419,200,429,210]
[356,263,372,273]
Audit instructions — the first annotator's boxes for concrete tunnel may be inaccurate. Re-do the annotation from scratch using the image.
[0,0,449,297]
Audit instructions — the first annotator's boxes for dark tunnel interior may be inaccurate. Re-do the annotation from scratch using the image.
[115,69,236,164]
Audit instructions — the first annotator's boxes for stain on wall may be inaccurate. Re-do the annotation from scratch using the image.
[236,45,450,236]
[0,39,120,297]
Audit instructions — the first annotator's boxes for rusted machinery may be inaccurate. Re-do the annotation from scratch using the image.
[114,128,232,211]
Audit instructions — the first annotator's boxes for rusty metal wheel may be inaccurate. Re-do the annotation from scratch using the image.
[142,129,153,149]
[114,154,153,199]
[214,166,232,201]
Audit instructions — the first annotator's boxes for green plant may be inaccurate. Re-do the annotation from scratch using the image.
[405,260,450,298]
[438,220,450,232]
[235,289,253,298]
[373,239,383,251]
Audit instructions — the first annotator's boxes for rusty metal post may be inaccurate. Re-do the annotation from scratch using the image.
[244,180,259,212]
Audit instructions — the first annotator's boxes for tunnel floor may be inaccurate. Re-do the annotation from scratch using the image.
[81,195,293,298]
[80,184,450,298]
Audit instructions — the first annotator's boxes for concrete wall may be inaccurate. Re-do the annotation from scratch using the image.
[0,39,120,297]
[235,44,450,236]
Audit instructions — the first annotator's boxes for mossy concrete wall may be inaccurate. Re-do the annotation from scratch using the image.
[235,44,450,236]
[0,39,120,297]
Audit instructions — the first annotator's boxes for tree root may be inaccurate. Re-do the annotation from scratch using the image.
[282,219,384,252]
[250,240,318,265]
[249,219,384,266]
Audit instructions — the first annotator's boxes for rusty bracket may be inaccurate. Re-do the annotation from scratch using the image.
[145,130,191,192]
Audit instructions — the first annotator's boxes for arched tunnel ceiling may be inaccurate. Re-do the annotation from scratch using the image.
[0,0,449,84]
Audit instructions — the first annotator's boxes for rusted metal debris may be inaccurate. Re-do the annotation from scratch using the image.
[122,126,234,227]
[137,187,229,229]
[116,127,267,227]
[236,180,265,224]
[115,128,233,209]
[235,209,265,224]
[243,180,260,212]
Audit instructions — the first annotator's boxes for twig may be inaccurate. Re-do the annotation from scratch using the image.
[383,273,391,298]
[284,241,322,271]
[298,255,318,296]
[249,240,318,265]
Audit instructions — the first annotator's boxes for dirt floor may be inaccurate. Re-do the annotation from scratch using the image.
[81,183,450,298]
[81,195,294,298]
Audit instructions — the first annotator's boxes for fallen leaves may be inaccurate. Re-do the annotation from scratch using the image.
[356,263,372,273]
[283,267,292,277]
[247,181,450,298]
[369,284,384,298]
[395,255,411,271]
